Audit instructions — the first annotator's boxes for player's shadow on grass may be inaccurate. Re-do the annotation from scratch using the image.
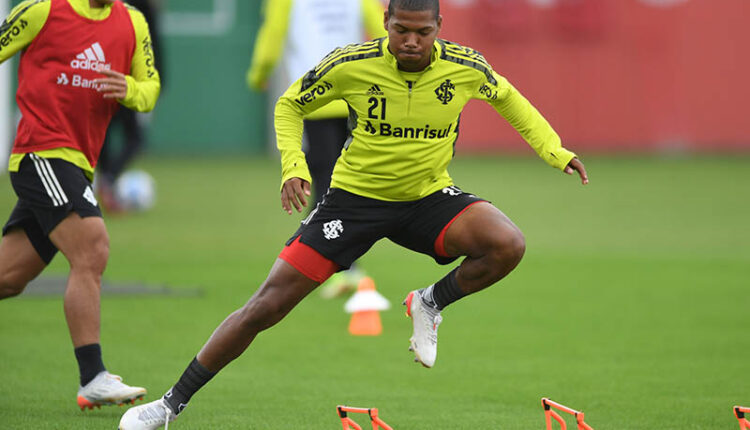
[21,276,203,297]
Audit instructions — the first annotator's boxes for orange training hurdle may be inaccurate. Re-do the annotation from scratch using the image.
[337,405,393,430]
[735,406,750,429]
[542,398,594,430]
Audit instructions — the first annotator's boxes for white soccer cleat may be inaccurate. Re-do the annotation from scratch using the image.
[119,398,176,430]
[404,289,443,368]
[76,371,146,410]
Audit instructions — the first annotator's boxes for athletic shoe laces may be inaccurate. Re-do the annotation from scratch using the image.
[136,400,172,429]
[419,298,442,344]
[164,407,172,430]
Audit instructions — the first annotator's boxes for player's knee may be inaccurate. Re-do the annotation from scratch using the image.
[489,227,526,266]
[507,229,526,261]
[0,273,28,299]
[69,236,110,275]
[237,294,288,333]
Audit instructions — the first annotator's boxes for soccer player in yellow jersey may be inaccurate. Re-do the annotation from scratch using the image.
[0,0,160,411]
[120,1,588,427]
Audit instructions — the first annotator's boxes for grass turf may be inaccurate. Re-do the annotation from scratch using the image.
[0,155,748,429]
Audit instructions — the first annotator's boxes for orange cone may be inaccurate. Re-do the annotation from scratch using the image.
[344,277,390,336]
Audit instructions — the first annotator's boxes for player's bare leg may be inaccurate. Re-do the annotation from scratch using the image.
[119,259,319,429]
[0,228,47,299]
[443,202,526,292]
[197,258,319,371]
[50,213,145,409]
[405,202,525,367]
[49,214,110,348]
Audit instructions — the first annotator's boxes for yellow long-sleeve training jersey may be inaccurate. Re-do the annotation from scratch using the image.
[275,38,576,202]
[0,0,161,175]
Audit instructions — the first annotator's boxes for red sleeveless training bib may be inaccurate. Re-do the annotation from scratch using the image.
[13,0,135,168]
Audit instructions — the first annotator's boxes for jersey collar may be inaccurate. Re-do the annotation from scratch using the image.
[67,0,114,21]
[383,38,441,73]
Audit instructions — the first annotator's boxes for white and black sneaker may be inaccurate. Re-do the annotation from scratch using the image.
[119,398,176,430]
[76,371,146,410]
[404,289,443,368]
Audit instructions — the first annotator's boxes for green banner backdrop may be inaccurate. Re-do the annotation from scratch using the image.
[151,0,266,155]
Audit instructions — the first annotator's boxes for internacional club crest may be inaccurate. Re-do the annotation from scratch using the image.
[323,219,344,240]
[435,79,455,105]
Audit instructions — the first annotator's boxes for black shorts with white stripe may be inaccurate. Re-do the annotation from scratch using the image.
[2,154,102,263]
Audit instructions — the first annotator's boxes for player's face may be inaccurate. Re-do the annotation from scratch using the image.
[385,7,442,72]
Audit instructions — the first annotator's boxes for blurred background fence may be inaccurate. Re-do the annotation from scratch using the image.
[438,0,749,153]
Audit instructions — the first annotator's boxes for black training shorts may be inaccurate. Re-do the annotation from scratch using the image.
[286,186,487,269]
[2,154,102,263]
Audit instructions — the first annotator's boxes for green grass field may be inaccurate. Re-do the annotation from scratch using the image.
[0,155,748,429]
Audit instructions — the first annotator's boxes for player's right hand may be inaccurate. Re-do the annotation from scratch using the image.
[564,158,589,185]
[281,177,311,214]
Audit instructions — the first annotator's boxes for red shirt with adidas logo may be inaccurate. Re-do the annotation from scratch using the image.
[13,0,135,168]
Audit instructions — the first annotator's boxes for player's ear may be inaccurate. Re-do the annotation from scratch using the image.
[383,10,390,32]
[436,15,443,33]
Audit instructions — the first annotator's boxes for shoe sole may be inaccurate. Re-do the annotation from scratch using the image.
[77,393,146,411]
[403,292,432,368]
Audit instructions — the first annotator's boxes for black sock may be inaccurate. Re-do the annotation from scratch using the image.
[163,357,216,415]
[422,268,465,310]
[74,343,106,386]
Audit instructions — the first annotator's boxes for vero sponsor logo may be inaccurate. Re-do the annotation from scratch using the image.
[70,42,111,71]
[295,81,333,106]
[0,18,28,53]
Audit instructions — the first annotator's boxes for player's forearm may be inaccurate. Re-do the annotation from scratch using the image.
[124,8,160,112]
[246,23,285,90]
[121,76,160,112]
[494,85,575,170]
[275,97,312,186]
[246,60,275,91]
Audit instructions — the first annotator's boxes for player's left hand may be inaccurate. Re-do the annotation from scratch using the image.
[564,158,589,185]
[94,68,128,100]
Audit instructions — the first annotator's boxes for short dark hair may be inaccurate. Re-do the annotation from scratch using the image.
[388,0,440,19]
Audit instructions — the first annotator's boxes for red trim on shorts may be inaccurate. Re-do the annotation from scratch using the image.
[434,201,484,258]
[278,236,339,283]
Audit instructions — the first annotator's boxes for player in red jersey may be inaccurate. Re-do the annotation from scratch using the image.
[0,0,160,410]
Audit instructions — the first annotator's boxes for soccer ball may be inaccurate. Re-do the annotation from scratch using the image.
[114,170,156,211]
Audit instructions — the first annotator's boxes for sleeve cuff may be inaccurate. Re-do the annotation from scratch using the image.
[121,75,137,105]
[280,159,312,190]
[549,148,577,170]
